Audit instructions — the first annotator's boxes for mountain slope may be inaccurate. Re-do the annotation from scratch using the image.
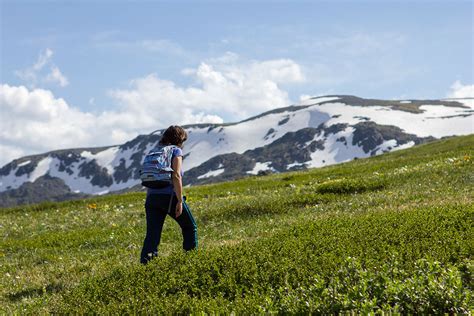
[0,95,472,207]
[1,135,472,313]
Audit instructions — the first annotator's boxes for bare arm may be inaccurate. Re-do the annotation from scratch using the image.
[172,156,183,217]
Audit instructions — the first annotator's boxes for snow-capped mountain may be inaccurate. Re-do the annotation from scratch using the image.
[1,95,472,207]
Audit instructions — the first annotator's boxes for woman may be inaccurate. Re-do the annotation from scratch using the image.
[140,125,198,264]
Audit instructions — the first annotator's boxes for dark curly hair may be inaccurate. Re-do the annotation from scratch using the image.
[159,125,188,147]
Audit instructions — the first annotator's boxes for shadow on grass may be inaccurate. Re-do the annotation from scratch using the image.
[7,283,63,301]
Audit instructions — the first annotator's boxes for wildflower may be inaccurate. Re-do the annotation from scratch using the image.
[87,203,97,209]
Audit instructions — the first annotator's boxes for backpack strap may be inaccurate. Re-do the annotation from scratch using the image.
[165,145,179,214]
[167,193,174,214]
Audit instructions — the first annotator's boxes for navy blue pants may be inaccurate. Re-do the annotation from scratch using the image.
[140,194,198,264]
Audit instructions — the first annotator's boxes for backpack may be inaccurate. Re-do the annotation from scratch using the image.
[139,145,177,189]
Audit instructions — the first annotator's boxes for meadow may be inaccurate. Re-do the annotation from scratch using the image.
[1,135,472,314]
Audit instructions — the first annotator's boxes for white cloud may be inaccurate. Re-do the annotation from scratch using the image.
[45,66,69,87]
[33,48,53,71]
[0,54,305,166]
[447,81,474,98]
[14,48,69,88]
[0,84,140,166]
[1,85,94,160]
[110,54,305,120]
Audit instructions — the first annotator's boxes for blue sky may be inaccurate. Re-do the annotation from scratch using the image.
[0,0,473,165]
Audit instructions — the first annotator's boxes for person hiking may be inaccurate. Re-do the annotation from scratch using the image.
[140,125,198,264]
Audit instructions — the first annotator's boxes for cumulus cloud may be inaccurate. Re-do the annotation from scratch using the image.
[0,84,145,166]
[14,48,69,88]
[447,81,474,98]
[1,85,96,164]
[0,54,305,166]
[110,54,305,120]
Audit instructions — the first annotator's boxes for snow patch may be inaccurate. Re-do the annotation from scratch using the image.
[320,102,473,138]
[30,157,53,182]
[81,147,119,175]
[375,139,398,154]
[374,140,416,155]
[286,161,307,169]
[247,161,275,175]
[197,168,225,179]
[392,141,415,152]
[18,160,31,167]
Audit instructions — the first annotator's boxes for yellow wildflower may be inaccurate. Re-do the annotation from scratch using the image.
[87,203,97,210]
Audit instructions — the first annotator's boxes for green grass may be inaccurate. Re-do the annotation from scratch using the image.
[1,135,473,314]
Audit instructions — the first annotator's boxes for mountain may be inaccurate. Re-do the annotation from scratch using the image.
[1,95,472,207]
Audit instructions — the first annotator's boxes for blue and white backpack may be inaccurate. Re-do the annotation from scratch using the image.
[139,145,177,188]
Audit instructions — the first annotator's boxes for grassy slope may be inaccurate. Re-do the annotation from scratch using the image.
[1,135,473,313]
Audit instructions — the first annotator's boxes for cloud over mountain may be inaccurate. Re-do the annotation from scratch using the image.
[109,54,305,121]
[448,81,474,99]
[0,55,305,166]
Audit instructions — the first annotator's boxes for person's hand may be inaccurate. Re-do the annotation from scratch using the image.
[175,201,183,218]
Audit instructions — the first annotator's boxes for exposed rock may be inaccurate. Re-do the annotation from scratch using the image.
[78,161,113,187]
[323,123,349,136]
[352,121,434,154]
[15,162,38,177]
[278,116,290,126]
[264,128,276,140]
